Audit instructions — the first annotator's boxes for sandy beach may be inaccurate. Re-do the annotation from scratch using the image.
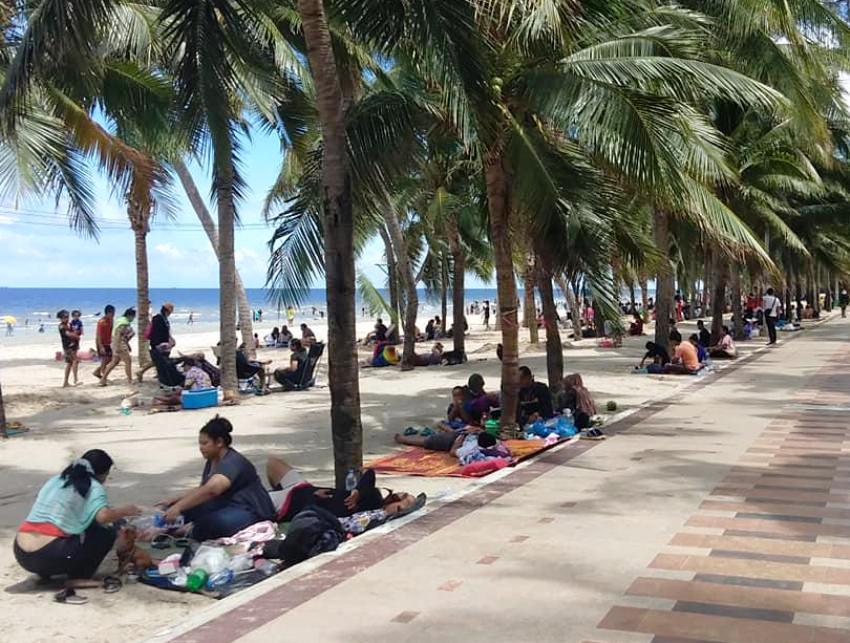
[0,315,764,642]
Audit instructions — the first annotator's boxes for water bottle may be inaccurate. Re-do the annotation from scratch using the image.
[345,469,358,492]
[205,569,234,590]
[186,568,208,592]
[254,559,279,576]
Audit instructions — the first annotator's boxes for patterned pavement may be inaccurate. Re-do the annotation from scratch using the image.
[598,350,850,643]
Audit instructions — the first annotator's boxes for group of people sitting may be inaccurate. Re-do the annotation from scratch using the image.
[638,322,737,375]
[394,367,601,460]
[14,416,417,601]
[264,324,316,349]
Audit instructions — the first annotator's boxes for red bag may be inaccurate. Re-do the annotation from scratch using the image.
[143,323,152,340]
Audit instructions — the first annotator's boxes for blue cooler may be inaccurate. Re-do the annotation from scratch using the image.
[181,388,218,410]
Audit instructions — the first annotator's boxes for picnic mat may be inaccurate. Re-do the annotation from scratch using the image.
[367,437,577,478]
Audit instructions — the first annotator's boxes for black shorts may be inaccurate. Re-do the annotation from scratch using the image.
[424,431,459,452]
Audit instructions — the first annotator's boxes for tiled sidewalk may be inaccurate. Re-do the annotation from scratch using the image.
[598,351,850,643]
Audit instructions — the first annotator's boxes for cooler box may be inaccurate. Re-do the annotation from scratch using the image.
[181,388,218,410]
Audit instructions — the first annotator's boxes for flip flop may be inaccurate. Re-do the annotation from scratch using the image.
[403,427,419,436]
[103,576,122,593]
[151,534,174,550]
[54,588,88,605]
[420,427,434,437]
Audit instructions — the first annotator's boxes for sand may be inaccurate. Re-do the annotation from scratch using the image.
[0,315,745,642]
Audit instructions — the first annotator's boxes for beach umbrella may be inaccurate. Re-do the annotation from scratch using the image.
[2,316,16,325]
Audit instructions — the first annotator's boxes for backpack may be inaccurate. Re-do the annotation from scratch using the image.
[278,506,344,564]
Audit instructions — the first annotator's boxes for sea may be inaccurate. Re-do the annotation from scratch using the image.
[0,287,503,344]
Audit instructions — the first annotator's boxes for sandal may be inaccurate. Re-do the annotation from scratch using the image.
[54,588,88,605]
[420,427,434,437]
[403,427,419,436]
[103,576,122,593]
[582,428,606,441]
[151,534,174,550]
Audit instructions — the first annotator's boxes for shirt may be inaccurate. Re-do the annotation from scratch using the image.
[763,295,780,318]
[112,316,133,348]
[698,328,710,347]
[202,449,275,521]
[25,475,108,535]
[644,344,670,365]
[59,322,78,351]
[719,334,736,356]
[518,381,554,424]
[70,319,83,335]
[184,366,212,390]
[149,313,171,347]
[675,341,699,371]
[290,348,308,378]
[96,317,113,347]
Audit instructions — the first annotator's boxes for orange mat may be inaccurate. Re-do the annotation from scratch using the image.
[366,438,572,478]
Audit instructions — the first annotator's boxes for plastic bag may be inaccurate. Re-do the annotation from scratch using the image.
[189,545,231,574]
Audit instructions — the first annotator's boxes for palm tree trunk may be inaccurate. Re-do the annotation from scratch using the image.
[561,277,582,339]
[653,210,674,351]
[298,0,363,486]
[795,270,803,321]
[523,260,539,344]
[130,203,151,368]
[173,158,255,356]
[384,206,418,367]
[485,152,519,428]
[730,267,744,340]
[447,220,466,356]
[440,253,448,337]
[538,265,562,387]
[378,226,400,324]
[216,161,238,398]
[0,379,7,438]
[639,276,649,317]
[709,253,727,344]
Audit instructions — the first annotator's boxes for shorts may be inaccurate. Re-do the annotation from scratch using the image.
[100,346,113,361]
[63,348,78,364]
[268,469,309,519]
[115,346,131,362]
[424,431,459,452]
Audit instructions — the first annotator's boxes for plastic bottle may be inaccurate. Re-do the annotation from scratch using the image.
[345,469,358,492]
[206,569,234,590]
[120,399,132,416]
[186,568,209,592]
[254,559,279,576]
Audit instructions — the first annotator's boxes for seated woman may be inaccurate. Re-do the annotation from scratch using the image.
[273,339,309,389]
[236,347,270,393]
[708,325,737,359]
[278,325,293,347]
[266,458,416,522]
[411,342,444,367]
[628,312,644,336]
[555,373,597,429]
[161,417,275,540]
[14,450,139,601]
[265,327,280,347]
[151,357,215,410]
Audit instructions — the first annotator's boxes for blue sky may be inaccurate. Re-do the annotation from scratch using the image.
[0,127,405,289]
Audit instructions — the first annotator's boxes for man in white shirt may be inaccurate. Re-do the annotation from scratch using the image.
[762,288,781,345]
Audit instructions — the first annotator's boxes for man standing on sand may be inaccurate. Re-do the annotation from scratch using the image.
[840,288,849,318]
[762,287,781,345]
[99,308,136,386]
[93,305,115,379]
[57,310,81,387]
[483,300,491,331]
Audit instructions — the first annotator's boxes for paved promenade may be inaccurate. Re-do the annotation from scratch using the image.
[150,317,850,643]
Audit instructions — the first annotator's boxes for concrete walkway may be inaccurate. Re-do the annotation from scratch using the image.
[149,317,850,643]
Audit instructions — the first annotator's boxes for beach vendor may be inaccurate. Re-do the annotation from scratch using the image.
[99,308,136,386]
[160,417,275,541]
[265,459,416,522]
[14,450,139,601]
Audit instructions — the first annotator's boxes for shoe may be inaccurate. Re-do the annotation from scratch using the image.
[582,428,606,440]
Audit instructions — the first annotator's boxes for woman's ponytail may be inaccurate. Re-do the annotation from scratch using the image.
[60,449,114,497]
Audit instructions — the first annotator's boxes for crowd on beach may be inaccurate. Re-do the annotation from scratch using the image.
[13,355,600,603]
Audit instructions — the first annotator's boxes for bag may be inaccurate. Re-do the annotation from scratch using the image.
[277,506,345,564]
[143,323,153,340]
[764,295,780,319]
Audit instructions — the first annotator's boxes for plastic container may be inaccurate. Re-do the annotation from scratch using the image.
[345,469,358,492]
[206,569,234,590]
[186,569,208,592]
[484,419,500,437]
[181,388,218,410]
[190,546,230,574]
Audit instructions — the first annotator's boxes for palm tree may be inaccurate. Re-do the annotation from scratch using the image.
[0,379,7,439]
[296,0,364,484]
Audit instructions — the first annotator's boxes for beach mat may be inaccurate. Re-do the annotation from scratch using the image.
[366,437,575,478]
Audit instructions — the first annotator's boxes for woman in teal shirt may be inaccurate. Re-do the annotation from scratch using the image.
[14,450,139,598]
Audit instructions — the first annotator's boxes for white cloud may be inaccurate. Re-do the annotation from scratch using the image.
[154,242,183,259]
